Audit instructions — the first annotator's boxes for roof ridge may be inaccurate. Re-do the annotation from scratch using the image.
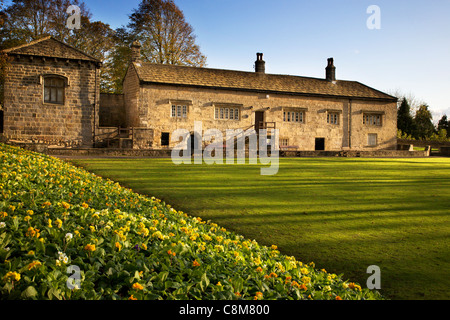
[135,61,350,83]
[3,35,52,53]
[4,36,101,63]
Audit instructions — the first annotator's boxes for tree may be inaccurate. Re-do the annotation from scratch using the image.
[437,115,449,138]
[128,0,206,67]
[397,98,415,137]
[414,104,436,139]
[101,27,134,93]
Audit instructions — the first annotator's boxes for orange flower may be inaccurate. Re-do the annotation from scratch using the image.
[192,260,201,267]
[336,296,342,300]
[129,295,138,300]
[254,292,263,300]
[132,283,144,290]
[84,244,96,252]
[256,267,263,273]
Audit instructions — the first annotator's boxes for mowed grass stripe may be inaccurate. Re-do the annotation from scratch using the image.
[71,157,450,300]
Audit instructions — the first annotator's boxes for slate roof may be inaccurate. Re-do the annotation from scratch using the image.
[4,36,101,63]
[132,62,397,102]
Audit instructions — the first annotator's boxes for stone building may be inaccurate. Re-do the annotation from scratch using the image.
[1,36,101,147]
[1,37,398,151]
[123,42,398,151]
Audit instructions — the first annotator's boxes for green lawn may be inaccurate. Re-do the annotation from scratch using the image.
[70,157,450,300]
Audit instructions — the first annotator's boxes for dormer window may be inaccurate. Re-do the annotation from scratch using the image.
[43,76,66,104]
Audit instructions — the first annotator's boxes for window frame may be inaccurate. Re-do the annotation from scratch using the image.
[283,108,305,124]
[327,112,340,125]
[363,113,383,126]
[171,104,188,119]
[367,133,378,147]
[43,75,67,105]
[214,106,241,121]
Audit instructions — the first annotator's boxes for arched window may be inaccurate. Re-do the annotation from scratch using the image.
[43,76,66,104]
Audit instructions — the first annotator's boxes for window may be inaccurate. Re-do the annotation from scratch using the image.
[368,133,378,147]
[280,138,289,147]
[327,112,339,125]
[283,109,304,123]
[215,107,240,121]
[44,77,65,104]
[363,114,382,126]
[171,105,188,118]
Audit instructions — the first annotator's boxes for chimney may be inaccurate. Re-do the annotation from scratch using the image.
[131,41,141,63]
[325,58,336,82]
[255,52,265,73]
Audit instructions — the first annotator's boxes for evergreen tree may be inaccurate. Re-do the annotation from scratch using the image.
[397,98,415,137]
[414,104,436,139]
[437,115,449,138]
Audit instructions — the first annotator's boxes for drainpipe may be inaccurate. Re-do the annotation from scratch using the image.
[348,99,352,149]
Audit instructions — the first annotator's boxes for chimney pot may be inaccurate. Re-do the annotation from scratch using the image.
[325,57,336,82]
[255,52,265,73]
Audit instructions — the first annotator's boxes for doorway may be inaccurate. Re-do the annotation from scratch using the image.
[315,138,325,151]
[161,132,170,147]
[255,111,265,133]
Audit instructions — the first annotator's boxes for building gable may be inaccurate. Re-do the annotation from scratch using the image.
[4,36,101,64]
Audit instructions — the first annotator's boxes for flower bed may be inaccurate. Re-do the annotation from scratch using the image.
[0,143,383,300]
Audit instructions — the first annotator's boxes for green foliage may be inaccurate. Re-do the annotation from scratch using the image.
[0,143,381,300]
[414,104,436,139]
[397,98,415,137]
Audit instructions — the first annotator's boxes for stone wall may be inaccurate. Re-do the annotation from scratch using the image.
[127,77,397,151]
[3,55,99,147]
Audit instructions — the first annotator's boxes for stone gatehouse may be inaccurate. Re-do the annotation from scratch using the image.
[2,36,101,147]
[1,37,398,151]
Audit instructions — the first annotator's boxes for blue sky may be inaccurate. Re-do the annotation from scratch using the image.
[12,0,450,120]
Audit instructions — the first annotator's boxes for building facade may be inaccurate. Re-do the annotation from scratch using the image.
[2,36,101,147]
[1,37,397,151]
[123,43,397,151]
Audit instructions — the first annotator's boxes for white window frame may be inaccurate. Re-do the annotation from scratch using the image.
[171,105,188,119]
[327,112,339,125]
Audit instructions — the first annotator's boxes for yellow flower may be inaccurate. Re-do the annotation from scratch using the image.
[3,271,20,282]
[0,211,7,219]
[132,283,144,290]
[115,242,122,251]
[81,202,89,209]
[301,276,311,284]
[217,281,222,286]
[141,243,147,250]
[61,201,70,209]
[300,268,309,275]
[48,219,52,228]
[89,225,96,232]
[26,210,34,215]
[24,215,32,222]
[55,219,62,228]
[27,260,42,270]
[271,245,278,250]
